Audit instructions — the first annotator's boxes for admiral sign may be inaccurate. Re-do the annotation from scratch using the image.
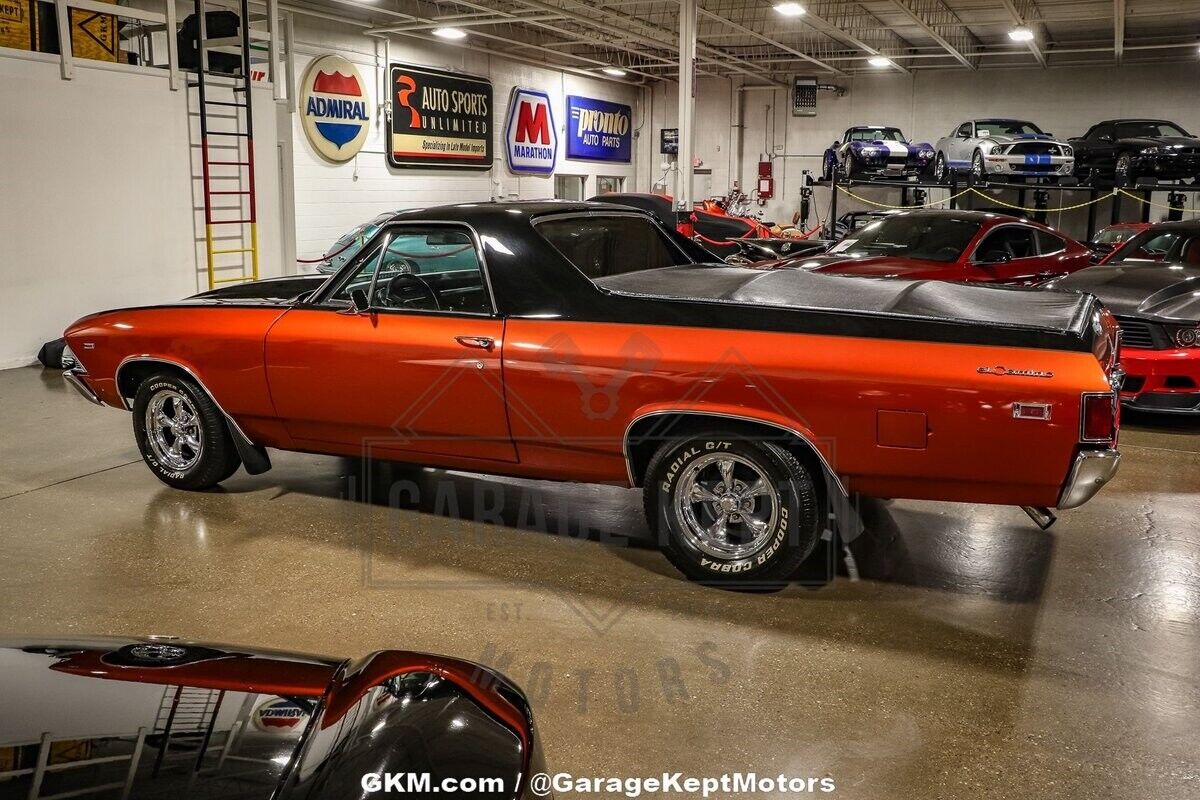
[566,95,632,163]
[299,54,370,163]
[504,87,556,175]
[252,697,309,734]
[388,63,492,170]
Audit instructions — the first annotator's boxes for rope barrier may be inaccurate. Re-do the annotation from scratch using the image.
[965,187,1115,213]
[835,184,972,210]
[296,237,359,264]
[1116,188,1200,213]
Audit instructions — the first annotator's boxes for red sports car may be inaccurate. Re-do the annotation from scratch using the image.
[772,209,1093,285]
[63,202,1121,584]
[1090,222,1152,262]
[1048,219,1200,414]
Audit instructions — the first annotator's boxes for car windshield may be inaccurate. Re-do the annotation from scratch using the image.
[1108,230,1200,265]
[1116,121,1189,139]
[833,216,980,262]
[322,213,396,267]
[974,120,1043,136]
[1093,227,1140,246]
[847,128,905,143]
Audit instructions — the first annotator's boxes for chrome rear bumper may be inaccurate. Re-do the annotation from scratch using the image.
[63,370,103,406]
[1057,449,1120,509]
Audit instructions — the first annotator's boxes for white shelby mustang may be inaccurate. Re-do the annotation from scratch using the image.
[822,125,935,181]
[933,119,1075,184]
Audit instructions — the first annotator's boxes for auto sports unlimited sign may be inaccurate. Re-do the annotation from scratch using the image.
[388,63,492,170]
[299,54,370,163]
[565,95,632,163]
[504,87,557,174]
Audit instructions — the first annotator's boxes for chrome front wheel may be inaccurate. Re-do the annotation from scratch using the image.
[675,453,780,560]
[145,389,203,471]
[132,372,241,490]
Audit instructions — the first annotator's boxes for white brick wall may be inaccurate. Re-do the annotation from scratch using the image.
[288,19,642,266]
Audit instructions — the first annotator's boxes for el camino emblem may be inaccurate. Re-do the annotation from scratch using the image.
[977,365,1054,379]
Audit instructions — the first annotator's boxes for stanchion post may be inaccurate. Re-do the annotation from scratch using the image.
[1141,188,1152,223]
[1168,191,1186,222]
[1111,186,1122,225]
[829,170,839,231]
[1033,189,1049,224]
[1085,184,1098,241]
[949,173,958,209]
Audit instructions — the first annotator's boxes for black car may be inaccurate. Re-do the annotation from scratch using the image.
[1069,119,1200,186]
[1045,220,1200,414]
[0,637,545,799]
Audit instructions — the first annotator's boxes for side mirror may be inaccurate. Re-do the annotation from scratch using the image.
[349,288,371,313]
[1099,135,1113,143]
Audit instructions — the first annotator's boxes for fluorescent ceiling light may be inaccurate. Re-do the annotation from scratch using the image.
[774,2,806,16]
[867,56,892,67]
[602,67,628,77]
[1008,27,1034,42]
[432,27,467,40]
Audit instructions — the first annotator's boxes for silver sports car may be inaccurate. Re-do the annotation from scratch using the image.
[933,119,1074,183]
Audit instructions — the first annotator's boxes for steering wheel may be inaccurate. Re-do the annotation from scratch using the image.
[381,271,441,310]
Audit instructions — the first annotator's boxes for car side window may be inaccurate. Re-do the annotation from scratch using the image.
[1035,230,1065,255]
[325,226,491,315]
[1089,124,1114,141]
[957,123,972,137]
[536,214,691,280]
[976,227,1038,262]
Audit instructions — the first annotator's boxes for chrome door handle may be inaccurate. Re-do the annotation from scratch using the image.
[455,335,494,350]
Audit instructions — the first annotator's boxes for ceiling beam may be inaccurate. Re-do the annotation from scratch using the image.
[503,0,788,85]
[696,7,846,76]
[1113,0,1126,65]
[888,0,980,70]
[999,0,1048,67]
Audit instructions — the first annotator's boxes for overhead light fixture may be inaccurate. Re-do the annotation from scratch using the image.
[1008,27,1034,42]
[432,27,467,40]
[867,56,892,67]
[602,67,628,77]
[773,2,806,16]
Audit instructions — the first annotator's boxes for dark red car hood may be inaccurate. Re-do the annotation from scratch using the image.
[769,253,951,279]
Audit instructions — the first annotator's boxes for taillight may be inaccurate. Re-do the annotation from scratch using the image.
[1080,392,1117,444]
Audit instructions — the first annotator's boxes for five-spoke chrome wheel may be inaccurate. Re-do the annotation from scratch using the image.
[145,389,203,471]
[674,453,780,560]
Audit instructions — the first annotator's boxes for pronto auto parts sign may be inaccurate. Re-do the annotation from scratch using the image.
[504,87,557,175]
[299,54,370,163]
[388,63,492,170]
[566,95,632,163]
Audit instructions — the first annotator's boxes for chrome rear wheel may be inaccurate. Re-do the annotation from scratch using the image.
[675,453,781,561]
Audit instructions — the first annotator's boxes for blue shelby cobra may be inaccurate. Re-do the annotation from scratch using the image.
[823,126,935,181]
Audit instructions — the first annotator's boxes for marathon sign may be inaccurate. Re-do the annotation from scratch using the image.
[565,95,632,163]
[504,87,557,174]
[387,63,493,170]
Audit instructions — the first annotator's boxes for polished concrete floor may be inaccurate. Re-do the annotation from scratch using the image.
[1,365,1198,798]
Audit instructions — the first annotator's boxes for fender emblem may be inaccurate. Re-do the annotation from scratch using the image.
[977,365,1054,379]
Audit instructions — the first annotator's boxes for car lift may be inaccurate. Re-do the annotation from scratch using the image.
[824,172,1200,241]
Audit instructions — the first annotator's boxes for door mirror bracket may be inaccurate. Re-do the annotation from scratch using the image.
[340,288,372,315]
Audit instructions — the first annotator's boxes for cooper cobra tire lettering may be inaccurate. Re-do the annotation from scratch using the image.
[131,371,243,491]
[643,432,821,587]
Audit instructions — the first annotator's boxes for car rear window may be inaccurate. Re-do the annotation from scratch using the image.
[536,214,691,280]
